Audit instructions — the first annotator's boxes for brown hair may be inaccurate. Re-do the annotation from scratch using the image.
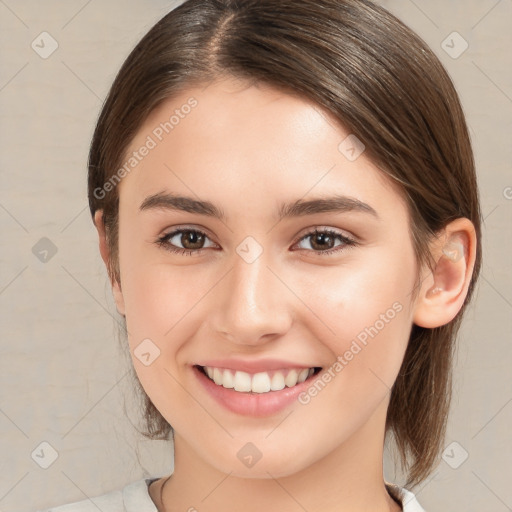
[88,0,482,487]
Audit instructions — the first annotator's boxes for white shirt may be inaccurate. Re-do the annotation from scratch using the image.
[37,478,426,512]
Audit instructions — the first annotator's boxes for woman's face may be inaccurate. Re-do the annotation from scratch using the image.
[112,77,421,477]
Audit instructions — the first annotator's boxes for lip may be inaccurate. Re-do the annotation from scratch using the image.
[193,364,321,417]
[196,358,315,374]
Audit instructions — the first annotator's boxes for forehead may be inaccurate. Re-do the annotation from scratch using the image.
[117,77,405,221]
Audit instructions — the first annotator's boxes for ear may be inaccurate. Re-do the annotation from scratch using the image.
[93,210,126,316]
[413,217,477,328]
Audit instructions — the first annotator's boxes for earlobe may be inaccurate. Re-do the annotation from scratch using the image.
[93,210,126,316]
[413,218,477,329]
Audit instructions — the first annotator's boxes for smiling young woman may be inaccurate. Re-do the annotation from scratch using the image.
[40,1,481,511]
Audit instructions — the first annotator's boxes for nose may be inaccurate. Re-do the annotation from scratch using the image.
[209,251,293,347]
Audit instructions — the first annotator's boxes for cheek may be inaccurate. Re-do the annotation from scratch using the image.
[119,254,227,412]
[118,236,208,343]
[291,268,415,450]
[118,257,210,424]
[298,247,416,396]
[303,249,415,343]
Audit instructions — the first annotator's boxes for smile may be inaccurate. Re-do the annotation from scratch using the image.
[198,365,321,394]
[193,363,323,417]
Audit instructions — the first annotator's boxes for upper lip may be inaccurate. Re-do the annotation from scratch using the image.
[195,359,320,374]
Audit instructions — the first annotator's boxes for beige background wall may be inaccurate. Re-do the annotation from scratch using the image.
[1,1,510,511]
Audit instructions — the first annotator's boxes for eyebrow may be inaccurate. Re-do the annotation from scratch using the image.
[139,191,379,221]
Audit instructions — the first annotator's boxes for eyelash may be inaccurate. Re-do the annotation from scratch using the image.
[156,227,357,257]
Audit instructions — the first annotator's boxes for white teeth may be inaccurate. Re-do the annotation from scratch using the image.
[202,366,317,393]
[270,372,286,391]
[222,369,234,388]
[285,369,299,387]
[297,368,309,383]
[251,372,271,393]
[234,371,252,392]
[213,367,223,385]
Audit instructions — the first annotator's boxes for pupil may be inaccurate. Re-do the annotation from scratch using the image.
[183,231,203,249]
[313,233,332,250]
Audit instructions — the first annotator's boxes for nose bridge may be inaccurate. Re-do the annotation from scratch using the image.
[212,246,291,344]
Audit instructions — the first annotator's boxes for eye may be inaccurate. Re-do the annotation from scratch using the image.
[293,228,357,256]
[157,228,217,256]
[156,227,357,257]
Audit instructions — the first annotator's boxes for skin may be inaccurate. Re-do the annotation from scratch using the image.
[95,76,477,512]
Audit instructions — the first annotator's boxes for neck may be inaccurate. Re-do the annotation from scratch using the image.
[159,399,401,512]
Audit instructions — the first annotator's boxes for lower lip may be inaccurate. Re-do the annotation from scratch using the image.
[193,365,319,417]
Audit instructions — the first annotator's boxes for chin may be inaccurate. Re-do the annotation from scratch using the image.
[197,439,315,479]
